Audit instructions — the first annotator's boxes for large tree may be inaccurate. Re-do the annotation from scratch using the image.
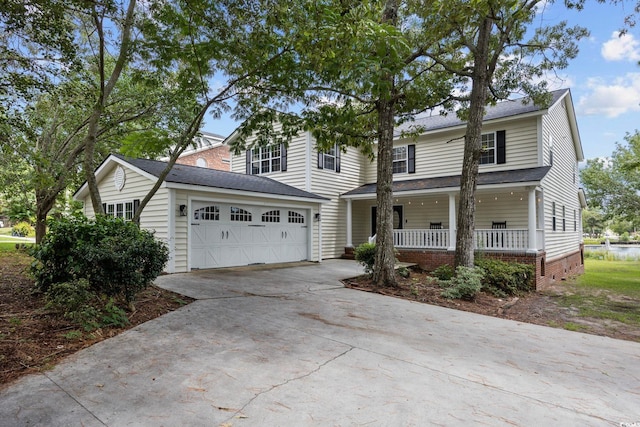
[224,0,457,287]
[581,131,640,225]
[421,0,587,268]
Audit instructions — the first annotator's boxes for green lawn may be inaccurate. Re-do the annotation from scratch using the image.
[0,242,33,252]
[579,258,640,297]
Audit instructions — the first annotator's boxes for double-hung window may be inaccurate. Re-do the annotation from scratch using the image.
[318,144,340,172]
[247,144,287,175]
[480,133,496,165]
[393,146,408,173]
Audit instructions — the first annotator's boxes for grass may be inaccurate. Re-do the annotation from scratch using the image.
[556,258,640,329]
[0,242,34,252]
[578,258,640,296]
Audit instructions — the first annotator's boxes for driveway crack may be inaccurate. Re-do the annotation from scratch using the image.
[223,346,354,423]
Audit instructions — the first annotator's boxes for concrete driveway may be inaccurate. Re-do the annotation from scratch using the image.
[1,259,639,426]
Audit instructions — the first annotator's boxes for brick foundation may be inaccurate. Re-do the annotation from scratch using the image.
[389,244,585,291]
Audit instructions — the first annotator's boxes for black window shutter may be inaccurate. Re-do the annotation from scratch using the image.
[133,199,140,214]
[281,143,287,171]
[246,150,251,174]
[101,203,107,214]
[317,151,323,169]
[335,145,341,173]
[408,144,416,173]
[496,130,506,164]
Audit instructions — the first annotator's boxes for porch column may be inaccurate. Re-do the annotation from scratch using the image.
[448,193,456,251]
[346,198,353,248]
[527,187,537,253]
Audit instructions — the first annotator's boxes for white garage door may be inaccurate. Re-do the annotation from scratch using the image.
[190,201,309,269]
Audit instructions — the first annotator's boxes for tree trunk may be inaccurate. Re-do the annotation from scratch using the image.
[34,190,56,244]
[372,96,397,287]
[454,16,493,269]
[371,0,400,287]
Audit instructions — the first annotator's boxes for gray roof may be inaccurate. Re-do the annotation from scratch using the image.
[342,166,552,196]
[114,154,328,201]
[395,89,568,137]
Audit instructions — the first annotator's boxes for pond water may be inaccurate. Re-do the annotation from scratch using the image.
[584,244,640,257]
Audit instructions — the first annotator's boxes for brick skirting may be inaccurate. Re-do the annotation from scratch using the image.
[384,244,585,291]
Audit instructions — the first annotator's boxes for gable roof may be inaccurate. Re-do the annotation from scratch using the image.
[341,166,552,198]
[74,154,329,202]
[395,89,569,137]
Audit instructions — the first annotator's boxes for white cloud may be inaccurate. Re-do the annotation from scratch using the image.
[601,31,640,62]
[577,73,640,117]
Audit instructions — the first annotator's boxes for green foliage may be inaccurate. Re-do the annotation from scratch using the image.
[354,242,376,275]
[475,259,535,297]
[431,264,455,281]
[32,216,169,303]
[11,222,33,237]
[45,279,101,331]
[397,266,410,278]
[581,131,640,224]
[45,279,130,331]
[440,266,484,301]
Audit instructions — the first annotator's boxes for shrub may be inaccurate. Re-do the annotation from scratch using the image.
[45,279,130,331]
[11,222,33,237]
[475,259,534,297]
[431,264,454,281]
[354,242,376,275]
[620,232,630,242]
[440,266,484,300]
[397,266,410,278]
[32,215,169,302]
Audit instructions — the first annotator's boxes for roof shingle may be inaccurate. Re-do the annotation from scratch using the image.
[115,154,328,201]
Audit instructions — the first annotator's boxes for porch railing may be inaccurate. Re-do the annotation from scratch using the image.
[390,228,531,251]
[393,229,449,249]
[474,228,528,251]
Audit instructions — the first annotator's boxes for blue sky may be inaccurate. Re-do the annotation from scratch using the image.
[201,2,639,161]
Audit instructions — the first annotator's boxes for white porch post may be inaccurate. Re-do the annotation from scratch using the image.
[527,187,537,253]
[448,193,456,251]
[346,198,353,248]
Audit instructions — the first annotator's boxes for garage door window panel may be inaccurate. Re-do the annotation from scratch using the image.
[194,205,220,221]
[262,210,280,223]
[288,211,305,224]
[231,207,252,222]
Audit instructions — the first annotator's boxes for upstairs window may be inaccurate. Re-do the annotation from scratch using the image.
[393,146,408,173]
[318,144,341,172]
[480,131,506,165]
[480,133,496,164]
[392,145,415,174]
[246,144,287,175]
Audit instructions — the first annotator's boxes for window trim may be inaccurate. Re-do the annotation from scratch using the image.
[103,199,140,221]
[246,144,287,175]
[318,143,341,172]
[480,132,496,165]
[393,145,408,174]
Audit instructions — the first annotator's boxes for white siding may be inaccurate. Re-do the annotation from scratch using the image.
[364,118,540,183]
[540,97,583,260]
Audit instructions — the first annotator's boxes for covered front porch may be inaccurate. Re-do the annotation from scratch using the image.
[341,167,550,254]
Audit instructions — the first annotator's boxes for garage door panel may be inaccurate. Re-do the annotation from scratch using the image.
[191,202,308,269]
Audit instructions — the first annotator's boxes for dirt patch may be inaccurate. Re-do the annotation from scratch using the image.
[343,269,640,343]
[0,251,193,389]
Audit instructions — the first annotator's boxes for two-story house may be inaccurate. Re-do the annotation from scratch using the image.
[75,89,585,288]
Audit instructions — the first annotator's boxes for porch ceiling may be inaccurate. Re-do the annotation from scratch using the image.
[341,166,551,198]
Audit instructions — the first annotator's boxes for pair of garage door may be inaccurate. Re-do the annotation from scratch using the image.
[190,201,309,269]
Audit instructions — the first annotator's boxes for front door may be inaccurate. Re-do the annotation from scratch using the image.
[371,205,404,236]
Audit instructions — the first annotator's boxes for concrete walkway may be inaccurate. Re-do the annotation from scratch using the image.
[1,259,638,426]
